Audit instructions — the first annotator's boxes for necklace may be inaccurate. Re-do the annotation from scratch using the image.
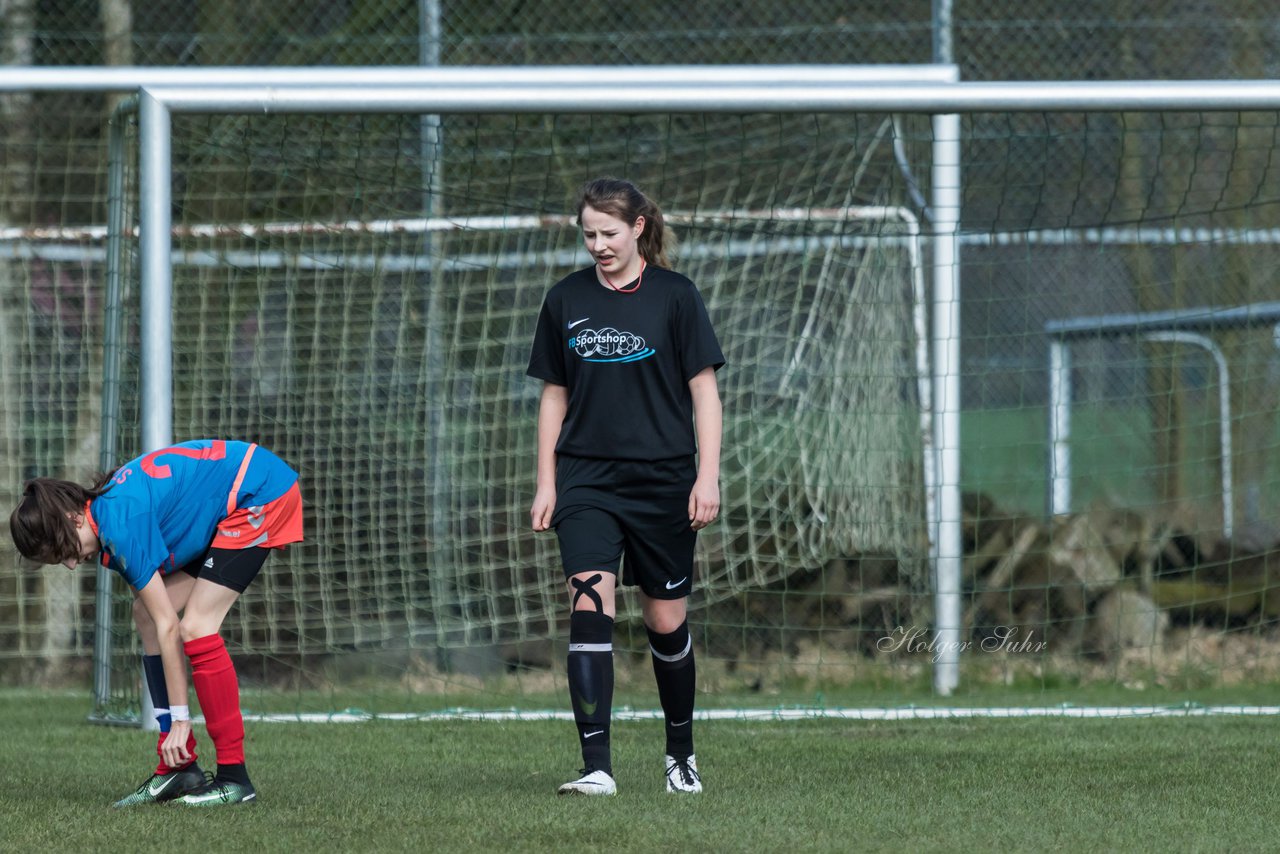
[599,259,645,293]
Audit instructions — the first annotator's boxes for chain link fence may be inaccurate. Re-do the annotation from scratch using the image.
[17,1,1280,76]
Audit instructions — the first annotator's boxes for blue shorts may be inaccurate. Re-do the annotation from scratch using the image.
[552,454,697,600]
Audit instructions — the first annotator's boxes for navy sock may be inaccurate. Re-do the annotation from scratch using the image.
[568,610,614,774]
[142,654,171,732]
[647,621,696,759]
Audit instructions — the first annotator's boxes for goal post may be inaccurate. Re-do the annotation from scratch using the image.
[80,71,1280,724]
[1047,301,1280,526]
[89,66,962,720]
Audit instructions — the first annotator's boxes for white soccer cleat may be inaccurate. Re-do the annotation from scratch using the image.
[558,768,617,796]
[665,754,702,793]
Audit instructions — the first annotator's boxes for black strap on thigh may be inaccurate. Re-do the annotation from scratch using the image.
[571,572,605,612]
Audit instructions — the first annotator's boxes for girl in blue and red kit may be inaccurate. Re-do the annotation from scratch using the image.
[10,438,303,807]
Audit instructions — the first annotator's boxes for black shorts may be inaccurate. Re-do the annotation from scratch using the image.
[177,547,270,594]
[552,454,697,600]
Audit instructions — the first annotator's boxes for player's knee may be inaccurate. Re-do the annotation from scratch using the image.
[644,603,687,635]
[568,571,614,615]
[646,614,684,635]
[179,614,216,643]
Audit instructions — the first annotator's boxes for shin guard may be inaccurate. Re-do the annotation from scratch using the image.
[567,610,614,774]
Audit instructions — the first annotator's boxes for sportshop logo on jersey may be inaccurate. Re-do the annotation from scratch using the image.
[567,321,655,364]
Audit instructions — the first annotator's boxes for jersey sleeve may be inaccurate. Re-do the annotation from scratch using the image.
[100,510,169,591]
[675,283,725,381]
[526,296,567,385]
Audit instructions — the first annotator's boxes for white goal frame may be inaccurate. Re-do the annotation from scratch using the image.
[14,66,1280,717]
[93,65,967,707]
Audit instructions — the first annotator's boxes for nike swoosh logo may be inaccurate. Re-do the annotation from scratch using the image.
[147,779,172,797]
[665,577,687,590]
[568,317,590,329]
[184,787,255,805]
[670,720,690,727]
[583,730,604,739]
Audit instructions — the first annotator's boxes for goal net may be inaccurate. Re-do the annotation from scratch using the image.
[65,94,1280,723]
[94,107,933,717]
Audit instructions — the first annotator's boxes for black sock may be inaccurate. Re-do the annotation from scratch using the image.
[567,610,614,774]
[647,621,696,759]
[215,763,251,786]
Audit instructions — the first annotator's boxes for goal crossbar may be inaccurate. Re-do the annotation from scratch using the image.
[109,68,967,705]
[94,68,1280,715]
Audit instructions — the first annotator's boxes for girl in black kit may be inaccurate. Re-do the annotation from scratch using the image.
[528,177,724,796]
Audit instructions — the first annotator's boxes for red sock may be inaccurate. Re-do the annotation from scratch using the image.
[185,634,246,766]
[155,729,199,775]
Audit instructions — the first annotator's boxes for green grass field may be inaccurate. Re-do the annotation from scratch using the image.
[4,691,1280,852]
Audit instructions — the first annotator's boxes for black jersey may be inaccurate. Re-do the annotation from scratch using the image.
[527,265,725,461]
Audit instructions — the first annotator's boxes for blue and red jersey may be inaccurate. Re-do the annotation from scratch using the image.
[86,439,300,590]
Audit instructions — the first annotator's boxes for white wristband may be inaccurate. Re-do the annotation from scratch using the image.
[170,704,190,722]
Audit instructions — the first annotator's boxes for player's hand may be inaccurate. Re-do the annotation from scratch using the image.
[688,478,720,530]
[162,720,193,767]
[530,486,556,532]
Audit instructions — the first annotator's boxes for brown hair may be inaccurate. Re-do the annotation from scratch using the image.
[576,177,674,268]
[10,473,114,565]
